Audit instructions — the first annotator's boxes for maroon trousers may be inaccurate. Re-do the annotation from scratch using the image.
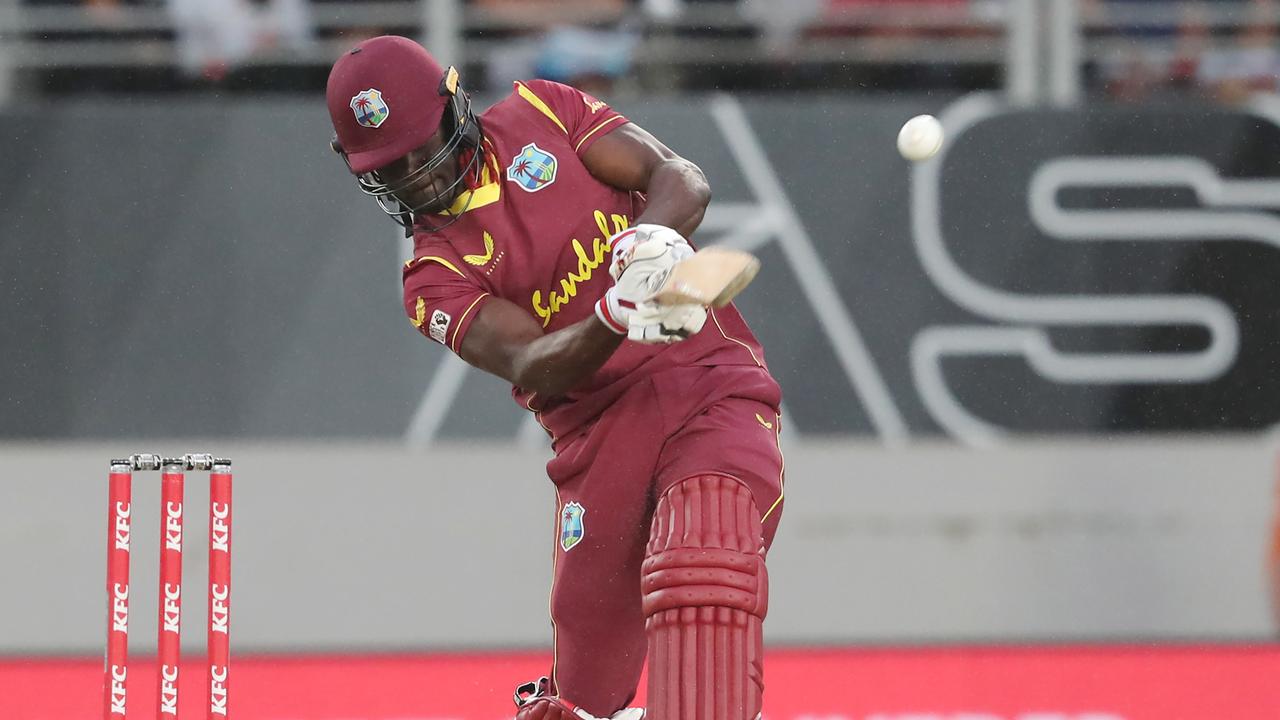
[543,365,785,716]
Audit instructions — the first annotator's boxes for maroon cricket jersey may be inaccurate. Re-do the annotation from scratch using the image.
[402,80,773,444]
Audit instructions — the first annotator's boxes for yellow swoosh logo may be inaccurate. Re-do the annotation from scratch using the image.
[464,231,495,266]
[755,413,774,430]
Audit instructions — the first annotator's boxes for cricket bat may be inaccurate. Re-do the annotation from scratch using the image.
[648,247,761,308]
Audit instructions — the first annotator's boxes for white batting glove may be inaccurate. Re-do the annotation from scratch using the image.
[608,224,693,281]
[627,301,707,344]
[594,236,691,334]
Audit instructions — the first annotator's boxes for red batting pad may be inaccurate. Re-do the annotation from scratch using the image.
[642,474,768,720]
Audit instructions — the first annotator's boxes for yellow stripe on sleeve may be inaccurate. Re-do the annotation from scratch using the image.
[574,115,627,153]
[450,292,490,352]
[515,81,568,135]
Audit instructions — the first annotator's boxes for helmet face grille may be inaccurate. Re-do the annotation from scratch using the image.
[346,82,484,234]
[365,141,484,234]
[326,37,485,233]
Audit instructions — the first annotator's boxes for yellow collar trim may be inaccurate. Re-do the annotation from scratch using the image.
[439,142,502,216]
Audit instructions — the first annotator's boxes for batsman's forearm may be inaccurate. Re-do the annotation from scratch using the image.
[510,316,624,398]
[635,158,711,240]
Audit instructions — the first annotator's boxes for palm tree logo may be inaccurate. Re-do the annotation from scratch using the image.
[349,89,389,128]
[505,143,557,192]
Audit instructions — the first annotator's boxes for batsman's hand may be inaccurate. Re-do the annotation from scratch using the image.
[608,224,693,281]
[594,235,694,334]
[627,301,707,344]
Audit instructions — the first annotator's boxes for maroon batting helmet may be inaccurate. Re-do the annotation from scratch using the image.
[326,35,482,231]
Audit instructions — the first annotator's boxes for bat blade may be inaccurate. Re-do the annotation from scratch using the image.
[649,247,761,308]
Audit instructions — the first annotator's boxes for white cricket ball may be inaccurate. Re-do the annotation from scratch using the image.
[897,114,944,161]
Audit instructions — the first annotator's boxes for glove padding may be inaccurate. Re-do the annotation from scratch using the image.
[595,235,694,334]
[607,224,692,281]
[628,301,707,344]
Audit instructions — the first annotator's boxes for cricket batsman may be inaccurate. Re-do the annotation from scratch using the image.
[326,35,784,720]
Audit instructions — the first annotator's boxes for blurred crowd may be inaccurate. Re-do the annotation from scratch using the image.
[25,0,314,82]
[1089,0,1280,103]
[12,0,1280,99]
[10,0,995,93]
